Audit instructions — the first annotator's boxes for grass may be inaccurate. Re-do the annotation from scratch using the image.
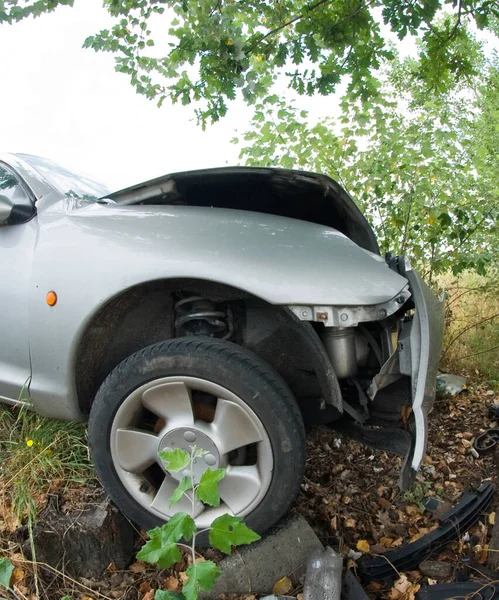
[440,272,499,388]
[0,404,95,524]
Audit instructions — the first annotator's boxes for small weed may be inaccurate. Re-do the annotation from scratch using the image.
[138,446,260,600]
[0,404,94,523]
[401,481,442,513]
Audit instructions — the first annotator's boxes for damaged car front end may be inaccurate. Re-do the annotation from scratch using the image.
[106,165,445,491]
[0,156,445,534]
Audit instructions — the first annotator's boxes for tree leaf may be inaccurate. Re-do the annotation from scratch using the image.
[155,591,184,600]
[159,448,190,472]
[196,468,225,506]
[209,514,260,554]
[137,512,196,567]
[273,576,293,595]
[137,540,181,569]
[0,557,14,589]
[170,476,193,507]
[182,561,221,600]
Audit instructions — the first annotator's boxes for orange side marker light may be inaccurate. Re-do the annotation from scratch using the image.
[46,291,58,306]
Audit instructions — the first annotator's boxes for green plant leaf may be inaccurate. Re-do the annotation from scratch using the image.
[0,557,14,589]
[196,468,225,506]
[182,561,221,600]
[209,514,261,554]
[137,512,196,567]
[155,591,184,600]
[159,448,190,472]
[137,540,181,569]
[170,476,193,507]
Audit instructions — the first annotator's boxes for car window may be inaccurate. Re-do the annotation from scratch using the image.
[17,153,110,200]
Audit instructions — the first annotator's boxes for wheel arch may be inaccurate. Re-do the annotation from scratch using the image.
[75,278,342,417]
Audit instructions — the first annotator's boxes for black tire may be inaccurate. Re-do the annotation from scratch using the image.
[88,337,306,540]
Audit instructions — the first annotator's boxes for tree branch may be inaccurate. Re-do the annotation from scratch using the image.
[247,0,334,53]
[442,312,499,358]
[449,0,463,40]
[454,344,499,361]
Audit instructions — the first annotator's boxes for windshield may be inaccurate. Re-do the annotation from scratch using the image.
[17,153,110,200]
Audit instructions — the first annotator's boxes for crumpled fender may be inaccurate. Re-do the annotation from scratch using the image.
[28,201,408,420]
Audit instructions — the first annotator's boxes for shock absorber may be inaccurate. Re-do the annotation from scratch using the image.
[174,295,233,340]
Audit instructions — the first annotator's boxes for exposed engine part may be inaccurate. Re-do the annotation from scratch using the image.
[321,326,357,379]
[357,325,383,365]
[354,330,370,366]
[174,295,234,340]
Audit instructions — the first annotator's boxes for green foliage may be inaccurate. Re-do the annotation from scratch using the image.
[138,446,259,600]
[155,592,184,600]
[209,514,261,554]
[169,476,193,507]
[0,557,14,590]
[182,561,221,600]
[237,47,499,280]
[137,512,196,568]
[159,448,190,472]
[2,1,498,124]
[0,405,94,522]
[196,468,225,507]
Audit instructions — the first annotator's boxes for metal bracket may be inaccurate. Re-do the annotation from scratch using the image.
[288,285,411,327]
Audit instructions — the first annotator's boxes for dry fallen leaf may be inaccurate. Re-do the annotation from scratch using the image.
[142,591,155,600]
[140,582,152,594]
[344,518,357,528]
[273,576,293,595]
[106,562,117,573]
[356,539,370,552]
[163,576,180,591]
[10,567,24,585]
[380,537,394,548]
[129,561,147,573]
[490,512,496,525]
[330,515,338,530]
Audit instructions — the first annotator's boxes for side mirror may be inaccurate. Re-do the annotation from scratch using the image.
[0,193,36,225]
[0,194,13,224]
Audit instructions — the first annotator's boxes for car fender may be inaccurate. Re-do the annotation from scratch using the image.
[28,201,409,419]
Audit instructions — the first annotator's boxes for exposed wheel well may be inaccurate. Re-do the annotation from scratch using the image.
[75,278,343,417]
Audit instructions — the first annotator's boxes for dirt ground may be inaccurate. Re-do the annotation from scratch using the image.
[2,381,499,600]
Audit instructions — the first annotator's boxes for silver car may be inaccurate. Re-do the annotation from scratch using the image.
[0,153,444,537]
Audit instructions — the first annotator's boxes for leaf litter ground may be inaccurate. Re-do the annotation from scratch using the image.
[1,383,498,599]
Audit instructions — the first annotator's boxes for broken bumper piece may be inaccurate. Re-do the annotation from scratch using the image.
[416,581,499,600]
[358,482,495,581]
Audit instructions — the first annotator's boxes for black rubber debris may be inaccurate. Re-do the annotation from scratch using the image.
[342,569,370,600]
[416,581,499,600]
[358,482,495,581]
[473,429,499,455]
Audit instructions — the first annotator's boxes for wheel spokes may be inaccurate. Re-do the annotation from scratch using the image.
[151,476,205,517]
[212,399,263,455]
[142,382,194,425]
[218,465,262,514]
[115,428,159,473]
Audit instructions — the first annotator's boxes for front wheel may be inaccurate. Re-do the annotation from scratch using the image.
[88,337,306,538]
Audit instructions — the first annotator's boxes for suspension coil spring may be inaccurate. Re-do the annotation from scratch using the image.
[174,295,233,340]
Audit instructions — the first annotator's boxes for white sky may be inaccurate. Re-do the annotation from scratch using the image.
[0,2,495,191]
[0,0,258,189]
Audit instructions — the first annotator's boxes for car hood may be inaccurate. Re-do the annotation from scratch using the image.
[46,200,407,307]
[103,166,380,255]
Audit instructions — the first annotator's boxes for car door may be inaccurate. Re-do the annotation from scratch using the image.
[0,163,37,403]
